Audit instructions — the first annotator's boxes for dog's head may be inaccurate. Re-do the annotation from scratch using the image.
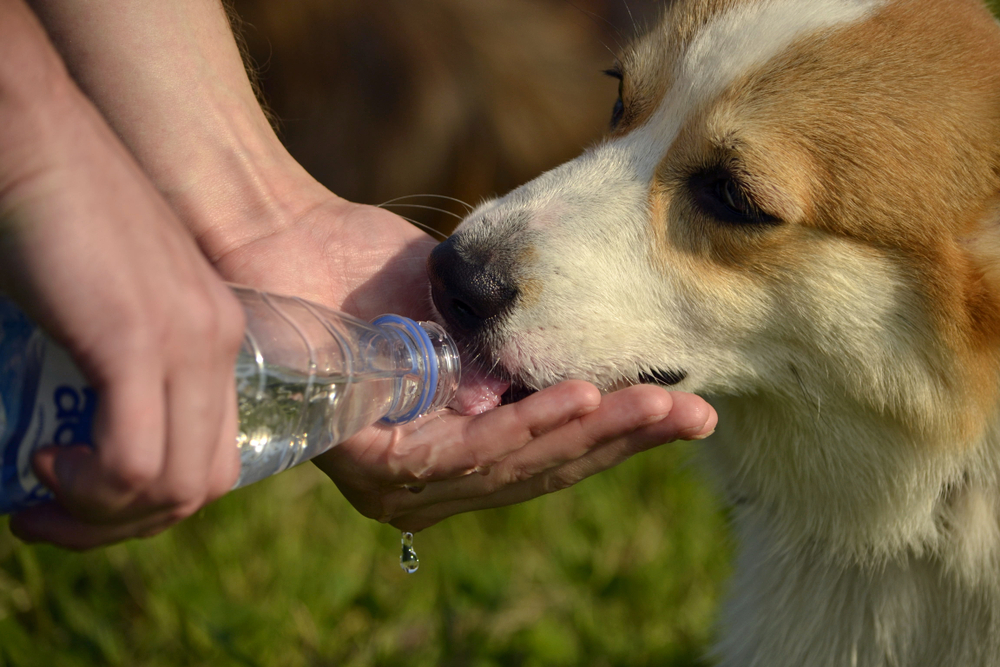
[432,0,1000,441]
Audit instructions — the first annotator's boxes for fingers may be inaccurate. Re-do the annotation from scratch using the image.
[383,385,677,512]
[9,497,181,551]
[315,380,601,487]
[401,380,604,481]
[154,294,243,510]
[33,359,165,521]
[315,379,717,532]
[13,283,245,548]
[389,390,714,532]
[311,380,602,522]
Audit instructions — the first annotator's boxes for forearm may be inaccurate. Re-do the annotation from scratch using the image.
[25,0,319,260]
[0,0,81,206]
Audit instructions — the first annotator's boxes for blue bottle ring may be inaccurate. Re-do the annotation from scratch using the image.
[373,315,438,424]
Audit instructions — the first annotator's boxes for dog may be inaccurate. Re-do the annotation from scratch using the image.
[427,0,1000,664]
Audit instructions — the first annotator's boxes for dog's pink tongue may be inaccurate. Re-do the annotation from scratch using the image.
[452,361,510,416]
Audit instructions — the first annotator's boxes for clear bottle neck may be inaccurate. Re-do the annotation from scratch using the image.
[371,315,461,424]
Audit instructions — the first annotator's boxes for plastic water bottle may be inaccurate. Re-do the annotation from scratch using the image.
[0,285,460,514]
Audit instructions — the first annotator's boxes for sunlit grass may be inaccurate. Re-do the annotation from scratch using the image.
[1,442,729,666]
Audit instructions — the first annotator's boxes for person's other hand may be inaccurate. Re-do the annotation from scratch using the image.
[315,381,715,531]
[2,4,245,549]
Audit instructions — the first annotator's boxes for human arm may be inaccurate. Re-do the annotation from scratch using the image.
[0,0,246,548]
[17,0,717,542]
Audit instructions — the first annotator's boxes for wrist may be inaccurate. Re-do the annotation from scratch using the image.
[0,2,93,207]
[148,101,326,261]
[25,0,326,262]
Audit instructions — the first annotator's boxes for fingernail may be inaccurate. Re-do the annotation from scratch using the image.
[571,402,600,420]
[638,412,671,427]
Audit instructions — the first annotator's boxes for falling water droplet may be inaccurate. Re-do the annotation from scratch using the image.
[400,531,419,574]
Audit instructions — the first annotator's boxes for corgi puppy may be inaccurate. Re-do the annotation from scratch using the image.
[428,0,1000,664]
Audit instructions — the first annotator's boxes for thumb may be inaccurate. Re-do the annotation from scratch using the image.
[31,444,95,505]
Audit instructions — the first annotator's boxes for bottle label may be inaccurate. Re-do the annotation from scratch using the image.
[0,300,95,514]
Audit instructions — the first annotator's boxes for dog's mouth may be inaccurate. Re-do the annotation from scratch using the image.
[450,356,513,416]
[448,353,689,416]
[447,348,541,415]
[500,382,537,405]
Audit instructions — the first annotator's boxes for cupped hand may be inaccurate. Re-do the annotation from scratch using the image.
[315,381,715,532]
[211,193,717,531]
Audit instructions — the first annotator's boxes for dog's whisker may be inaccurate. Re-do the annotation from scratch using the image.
[381,203,466,222]
[388,214,449,241]
[378,193,475,213]
[621,0,637,35]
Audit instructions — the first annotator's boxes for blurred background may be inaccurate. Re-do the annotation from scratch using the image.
[232,0,662,234]
[13,0,990,664]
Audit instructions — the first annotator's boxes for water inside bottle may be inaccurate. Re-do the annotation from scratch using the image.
[234,355,397,487]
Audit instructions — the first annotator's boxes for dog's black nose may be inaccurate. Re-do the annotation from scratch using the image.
[428,236,518,334]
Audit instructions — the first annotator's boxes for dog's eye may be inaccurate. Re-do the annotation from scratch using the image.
[610,96,625,129]
[604,66,625,129]
[690,169,779,226]
[719,179,750,214]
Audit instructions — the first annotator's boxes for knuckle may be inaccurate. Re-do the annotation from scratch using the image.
[99,453,161,496]
[106,313,160,362]
[149,479,207,515]
[539,471,577,495]
[178,293,224,344]
[207,288,247,352]
[504,463,535,486]
[633,387,674,417]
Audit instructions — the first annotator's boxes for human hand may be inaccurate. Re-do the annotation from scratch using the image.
[313,381,715,531]
[1,3,245,549]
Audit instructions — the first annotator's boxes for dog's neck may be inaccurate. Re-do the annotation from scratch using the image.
[704,390,1000,665]
[705,386,1000,562]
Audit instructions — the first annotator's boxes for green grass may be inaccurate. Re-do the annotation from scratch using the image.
[0,443,730,666]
